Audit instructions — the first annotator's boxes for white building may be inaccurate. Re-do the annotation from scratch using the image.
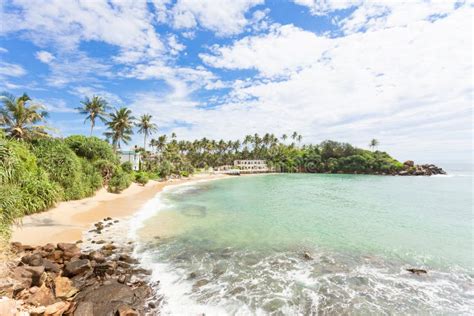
[118,151,141,171]
[234,160,269,173]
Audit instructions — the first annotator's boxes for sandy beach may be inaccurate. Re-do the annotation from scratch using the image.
[10,173,228,246]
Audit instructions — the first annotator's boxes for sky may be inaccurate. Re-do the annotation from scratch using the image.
[0,0,472,164]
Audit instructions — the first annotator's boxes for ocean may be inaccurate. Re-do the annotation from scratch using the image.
[131,168,473,315]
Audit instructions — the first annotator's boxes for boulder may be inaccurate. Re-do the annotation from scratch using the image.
[79,283,135,315]
[24,266,45,287]
[116,304,139,316]
[303,252,313,260]
[118,254,138,264]
[48,250,64,263]
[406,268,427,275]
[73,302,94,316]
[54,276,78,299]
[57,243,81,260]
[88,251,106,263]
[42,259,60,273]
[44,301,70,316]
[27,284,55,306]
[193,279,209,288]
[403,160,414,167]
[64,259,91,277]
[11,266,33,293]
[30,305,46,316]
[21,253,44,266]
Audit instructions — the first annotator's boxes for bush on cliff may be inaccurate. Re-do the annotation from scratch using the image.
[108,169,132,193]
[134,171,149,185]
[65,135,118,163]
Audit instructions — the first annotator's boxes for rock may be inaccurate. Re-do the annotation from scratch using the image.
[118,254,138,264]
[102,243,116,251]
[48,250,64,263]
[117,275,127,284]
[398,170,409,176]
[44,301,70,316]
[79,283,135,315]
[42,259,60,273]
[30,305,46,316]
[193,279,209,288]
[43,243,56,252]
[89,251,106,263]
[27,284,55,306]
[54,276,78,299]
[188,272,197,279]
[406,268,427,275]
[148,302,156,309]
[12,266,33,291]
[0,297,18,316]
[24,266,45,287]
[73,302,94,316]
[303,252,313,260]
[403,160,414,167]
[21,253,44,266]
[95,240,106,244]
[57,243,81,260]
[64,259,91,277]
[29,286,39,294]
[116,304,138,316]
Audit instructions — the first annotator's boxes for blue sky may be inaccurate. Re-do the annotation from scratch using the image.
[0,0,472,164]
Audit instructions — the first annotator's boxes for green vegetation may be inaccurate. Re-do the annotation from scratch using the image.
[104,107,135,151]
[75,96,110,136]
[108,169,132,193]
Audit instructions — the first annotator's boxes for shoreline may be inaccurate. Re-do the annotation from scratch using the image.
[10,173,229,246]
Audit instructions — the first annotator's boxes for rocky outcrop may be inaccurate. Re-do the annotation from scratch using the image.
[2,239,156,315]
[397,161,446,176]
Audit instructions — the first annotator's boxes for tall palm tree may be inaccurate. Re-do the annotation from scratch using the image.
[369,139,379,151]
[136,114,158,151]
[76,96,110,136]
[281,134,288,143]
[0,92,49,140]
[104,107,135,151]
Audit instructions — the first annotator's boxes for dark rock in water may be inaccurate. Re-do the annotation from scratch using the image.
[119,254,139,264]
[193,279,209,289]
[89,251,106,263]
[148,302,156,309]
[406,268,427,275]
[95,240,106,244]
[64,259,91,277]
[188,272,198,279]
[229,286,245,296]
[303,252,313,260]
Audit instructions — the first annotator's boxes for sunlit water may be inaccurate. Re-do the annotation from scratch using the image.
[132,168,473,315]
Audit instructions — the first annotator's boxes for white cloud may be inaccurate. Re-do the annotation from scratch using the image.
[2,0,164,63]
[200,24,332,78]
[0,47,8,53]
[35,50,55,63]
[153,0,264,36]
[292,0,360,15]
[162,4,472,162]
[0,62,26,77]
[69,86,123,106]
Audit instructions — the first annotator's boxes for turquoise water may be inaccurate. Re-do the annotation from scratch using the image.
[137,170,473,315]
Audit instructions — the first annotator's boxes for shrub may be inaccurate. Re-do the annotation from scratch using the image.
[121,161,133,173]
[108,169,132,193]
[134,171,149,185]
[158,161,172,178]
[79,159,103,196]
[65,135,117,162]
[94,159,117,184]
[20,172,61,215]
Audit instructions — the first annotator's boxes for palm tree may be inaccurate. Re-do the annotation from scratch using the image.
[76,96,110,136]
[0,92,49,140]
[281,134,288,143]
[369,139,379,151]
[136,114,158,151]
[104,107,135,151]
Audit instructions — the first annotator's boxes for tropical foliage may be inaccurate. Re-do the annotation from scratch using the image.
[76,96,110,136]
[0,93,49,140]
[104,107,135,151]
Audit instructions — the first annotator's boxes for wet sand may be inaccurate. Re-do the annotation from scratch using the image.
[10,174,228,245]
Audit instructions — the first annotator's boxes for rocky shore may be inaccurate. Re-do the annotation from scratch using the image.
[0,218,158,316]
[397,160,446,176]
